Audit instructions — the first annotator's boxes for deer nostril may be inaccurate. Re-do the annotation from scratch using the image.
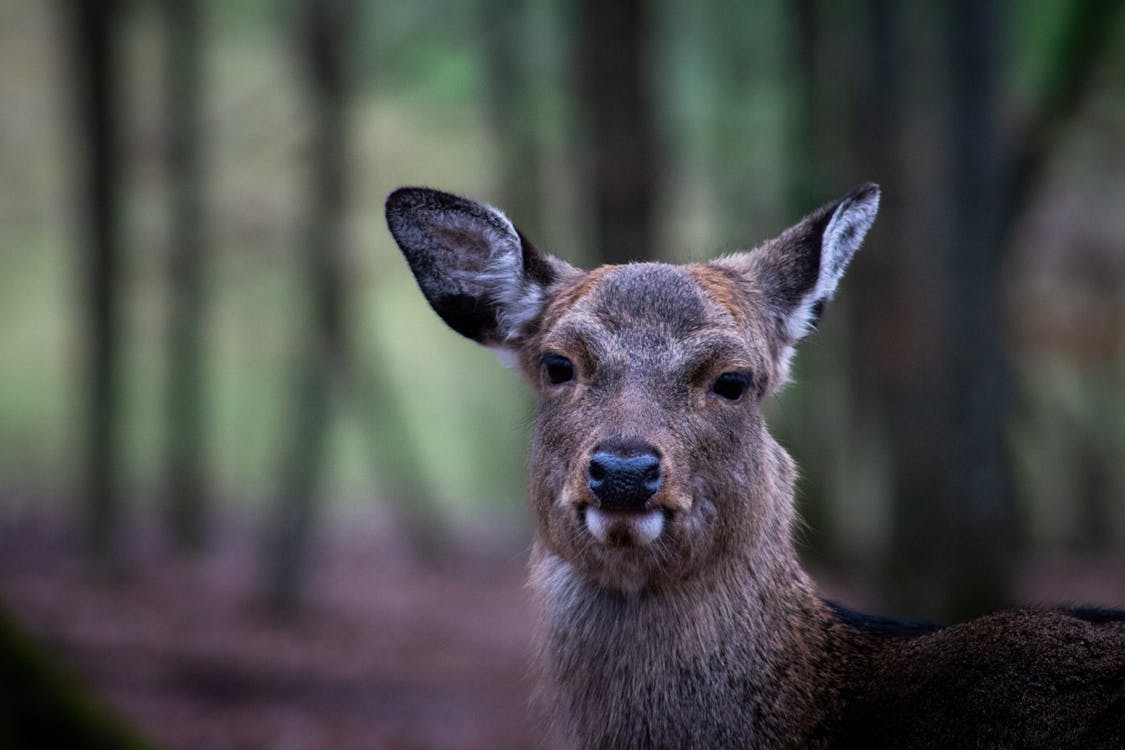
[586,441,663,511]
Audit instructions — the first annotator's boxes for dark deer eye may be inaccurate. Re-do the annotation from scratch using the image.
[711,372,751,401]
[542,354,575,385]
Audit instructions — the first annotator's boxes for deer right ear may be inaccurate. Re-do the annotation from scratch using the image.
[386,187,570,357]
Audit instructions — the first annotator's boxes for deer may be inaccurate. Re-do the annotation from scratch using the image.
[385,184,1125,749]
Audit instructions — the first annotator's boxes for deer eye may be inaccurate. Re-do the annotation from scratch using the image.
[541,354,575,385]
[711,372,751,402]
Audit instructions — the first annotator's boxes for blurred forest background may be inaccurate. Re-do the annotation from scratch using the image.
[1,0,1124,747]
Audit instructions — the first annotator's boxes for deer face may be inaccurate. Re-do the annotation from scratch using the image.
[522,262,781,592]
[386,185,879,593]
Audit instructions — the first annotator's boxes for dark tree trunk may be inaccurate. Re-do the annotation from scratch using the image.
[162,0,208,553]
[481,0,545,238]
[264,0,354,616]
[942,0,1016,620]
[1076,425,1116,550]
[782,0,847,559]
[849,0,906,388]
[848,0,956,616]
[68,0,123,559]
[788,0,842,211]
[576,0,661,263]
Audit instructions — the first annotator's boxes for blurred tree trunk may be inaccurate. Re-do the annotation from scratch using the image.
[264,0,355,616]
[576,0,661,263]
[943,0,1015,619]
[788,0,842,211]
[848,0,905,530]
[68,0,123,559]
[162,0,208,553]
[1076,420,1116,550]
[782,0,848,559]
[481,0,545,238]
[849,0,957,617]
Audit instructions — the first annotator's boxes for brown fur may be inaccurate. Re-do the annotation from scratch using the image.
[686,264,752,324]
[386,185,1125,749]
[542,265,618,327]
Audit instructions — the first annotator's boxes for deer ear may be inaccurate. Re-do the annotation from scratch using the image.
[721,183,880,343]
[386,187,568,358]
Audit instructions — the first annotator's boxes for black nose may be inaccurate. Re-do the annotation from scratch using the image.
[586,438,663,510]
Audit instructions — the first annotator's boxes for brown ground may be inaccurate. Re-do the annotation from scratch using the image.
[0,510,539,750]
[0,508,1122,750]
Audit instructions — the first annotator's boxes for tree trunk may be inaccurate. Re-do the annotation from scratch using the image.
[781,0,848,560]
[480,0,545,238]
[68,0,123,559]
[576,0,661,263]
[942,0,1016,620]
[264,0,353,616]
[162,0,208,553]
[847,0,954,616]
[788,0,842,211]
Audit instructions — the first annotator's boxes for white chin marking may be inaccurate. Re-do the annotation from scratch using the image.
[585,507,665,547]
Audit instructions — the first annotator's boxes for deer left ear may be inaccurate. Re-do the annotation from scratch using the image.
[721,183,880,343]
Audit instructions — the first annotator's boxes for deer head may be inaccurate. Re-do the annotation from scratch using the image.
[386,185,879,594]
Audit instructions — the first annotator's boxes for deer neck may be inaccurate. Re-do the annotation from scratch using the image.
[530,444,835,748]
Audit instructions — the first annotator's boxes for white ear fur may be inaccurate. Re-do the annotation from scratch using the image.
[785,185,880,341]
[443,206,543,364]
[471,222,548,343]
[437,203,554,367]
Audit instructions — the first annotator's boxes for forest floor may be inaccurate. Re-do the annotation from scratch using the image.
[0,508,538,750]
[0,507,1123,750]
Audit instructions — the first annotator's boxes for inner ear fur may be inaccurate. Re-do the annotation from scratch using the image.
[719,183,880,342]
[385,186,566,346]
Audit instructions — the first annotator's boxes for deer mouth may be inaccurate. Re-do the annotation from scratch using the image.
[584,506,667,547]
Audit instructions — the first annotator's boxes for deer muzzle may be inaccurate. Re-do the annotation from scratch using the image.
[583,437,666,547]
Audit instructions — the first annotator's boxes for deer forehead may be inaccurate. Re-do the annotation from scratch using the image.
[536,262,770,377]
[592,263,709,334]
